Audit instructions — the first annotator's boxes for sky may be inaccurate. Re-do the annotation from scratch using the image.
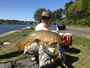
[0,0,74,21]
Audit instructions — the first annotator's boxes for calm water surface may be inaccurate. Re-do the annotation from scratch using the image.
[0,24,33,34]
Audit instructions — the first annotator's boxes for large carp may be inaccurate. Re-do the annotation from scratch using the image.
[16,30,63,51]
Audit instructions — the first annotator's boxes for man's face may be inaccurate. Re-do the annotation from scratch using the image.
[41,17,51,28]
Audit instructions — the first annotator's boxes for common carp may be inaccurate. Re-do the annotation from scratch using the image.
[16,30,63,51]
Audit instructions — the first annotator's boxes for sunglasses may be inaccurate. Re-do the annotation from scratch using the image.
[41,16,50,19]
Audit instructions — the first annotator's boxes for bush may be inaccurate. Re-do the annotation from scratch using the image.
[58,18,90,27]
[59,18,75,25]
[76,18,87,26]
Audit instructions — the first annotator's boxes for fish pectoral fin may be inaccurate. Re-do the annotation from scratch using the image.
[18,41,32,51]
[25,42,32,46]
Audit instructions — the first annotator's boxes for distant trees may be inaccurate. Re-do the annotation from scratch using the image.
[0,19,35,25]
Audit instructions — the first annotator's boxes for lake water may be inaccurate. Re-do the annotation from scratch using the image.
[0,24,33,34]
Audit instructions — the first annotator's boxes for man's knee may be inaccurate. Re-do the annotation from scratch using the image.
[39,58,53,68]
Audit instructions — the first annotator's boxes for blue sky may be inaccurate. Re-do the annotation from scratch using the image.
[0,0,74,21]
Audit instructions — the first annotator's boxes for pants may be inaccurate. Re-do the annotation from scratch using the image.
[39,45,56,68]
[24,42,56,68]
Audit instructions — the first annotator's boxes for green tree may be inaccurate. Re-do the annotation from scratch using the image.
[52,8,64,21]
[33,8,47,21]
[64,1,74,19]
[68,0,89,19]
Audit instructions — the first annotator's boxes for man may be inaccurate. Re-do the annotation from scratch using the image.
[35,11,61,68]
[35,11,58,32]
[24,11,60,68]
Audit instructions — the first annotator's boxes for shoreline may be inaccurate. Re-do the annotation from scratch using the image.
[0,26,34,37]
[0,30,21,37]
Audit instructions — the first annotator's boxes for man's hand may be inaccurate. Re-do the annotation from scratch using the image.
[51,54,61,63]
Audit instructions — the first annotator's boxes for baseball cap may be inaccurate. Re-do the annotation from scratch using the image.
[41,11,51,19]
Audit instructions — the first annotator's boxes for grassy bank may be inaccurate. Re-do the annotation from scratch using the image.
[67,35,90,68]
[0,29,34,63]
[0,29,90,68]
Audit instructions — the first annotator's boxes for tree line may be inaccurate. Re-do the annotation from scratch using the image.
[33,0,90,27]
[0,19,35,25]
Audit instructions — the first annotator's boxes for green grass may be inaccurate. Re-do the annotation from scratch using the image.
[0,29,90,68]
[51,33,90,68]
[69,35,90,68]
[73,35,90,49]
[0,29,34,63]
